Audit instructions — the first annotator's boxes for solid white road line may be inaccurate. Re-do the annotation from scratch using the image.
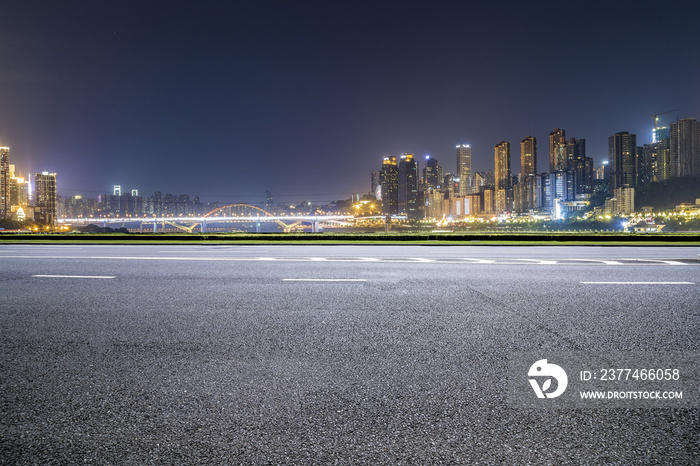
[630,259,689,265]
[568,259,624,265]
[1,255,697,265]
[282,278,367,282]
[32,274,116,279]
[581,281,694,285]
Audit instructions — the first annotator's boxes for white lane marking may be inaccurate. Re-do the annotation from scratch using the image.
[16,245,86,248]
[32,274,115,279]
[1,255,696,265]
[630,259,689,266]
[581,281,694,285]
[282,279,367,282]
[567,259,624,265]
[515,259,558,265]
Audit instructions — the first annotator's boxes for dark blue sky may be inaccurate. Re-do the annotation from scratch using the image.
[1,1,698,203]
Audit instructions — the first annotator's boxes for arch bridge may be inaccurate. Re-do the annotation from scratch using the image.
[57,204,354,233]
[204,204,303,232]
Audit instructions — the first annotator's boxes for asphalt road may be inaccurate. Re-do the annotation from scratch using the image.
[1,244,699,464]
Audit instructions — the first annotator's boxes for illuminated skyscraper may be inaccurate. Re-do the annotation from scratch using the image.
[637,128,668,185]
[114,185,121,196]
[423,156,442,189]
[670,118,700,177]
[565,138,586,171]
[0,147,9,218]
[494,141,511,191]
[398,153,419,220]
[9,176,30,208]
[641,138,671,183]
[456,144,472,195]
[573,156,594,195]
[379,156,398,215]
[515,137,537,213]
[608,132,637,189]
[483,187,495,214]
[494,140,512,212]
[520,136,537,179]
[549,128,566,172]
[34,171,57,224]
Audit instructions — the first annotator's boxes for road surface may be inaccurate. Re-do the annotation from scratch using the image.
[1,244,699,463]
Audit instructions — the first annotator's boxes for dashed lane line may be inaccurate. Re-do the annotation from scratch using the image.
[32,274,116,279]
[581,281,695,285]
[282,279,367,282]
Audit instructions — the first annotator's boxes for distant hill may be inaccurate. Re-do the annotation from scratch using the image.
[635,176,700,211]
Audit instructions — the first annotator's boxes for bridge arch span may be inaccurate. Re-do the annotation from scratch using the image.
[204,204,274,218]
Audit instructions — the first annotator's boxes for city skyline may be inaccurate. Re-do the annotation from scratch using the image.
[1,1,699,203]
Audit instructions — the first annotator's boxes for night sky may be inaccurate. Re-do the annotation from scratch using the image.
[1,1,699,204]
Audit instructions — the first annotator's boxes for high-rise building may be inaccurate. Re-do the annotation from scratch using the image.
[371,171,380,197]
[456,144,472,195]
[573,156,594,196]
[520,136,537,180]
[472,171,493,193]
[379,156,398,215]
[443,173,459,198]
[549,129,566,172]
[424,188,445,220]
[465,193,481,216]
[398,153,419,220]
[605,186,635,215]
[641,138,671,183]
[565,138,586,171]
[559,138,593,196]
[152,191,163,215]
[670,118,700,177]
[114,185,121,196]
[513,177,537,213]
[34,171,57,224]
[0,147,9,218]
[608,132,637,190]
[423,156,442,189]
[642,126,671,183]
[531,171,575,214]
[516,136,537,214]
[494,140,512,212]
[483,188,495,214]
[653,126,669,144]
[10,176,29,207]
[495,141,511,191]
[472,172,484,192]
